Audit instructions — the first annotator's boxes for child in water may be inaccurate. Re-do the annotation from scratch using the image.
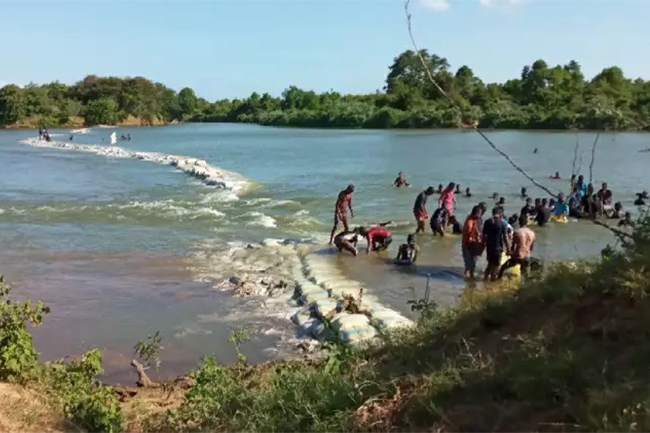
[395,234,420,265]
[465,186,472,198]
[430,207,449,237]
[448,215,463,234]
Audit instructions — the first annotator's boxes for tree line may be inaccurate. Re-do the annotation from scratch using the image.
[1,50,649,130]
[196,51,650,130]
[0,75,201,128]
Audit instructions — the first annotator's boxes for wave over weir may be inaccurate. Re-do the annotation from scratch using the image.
[21,137,251,194]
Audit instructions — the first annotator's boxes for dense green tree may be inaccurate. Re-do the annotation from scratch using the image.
[0,85,25,125]
[178,87,198,118]
[82,97,119,126]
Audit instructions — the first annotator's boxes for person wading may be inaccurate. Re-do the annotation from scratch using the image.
[413,186,435,234]
[329,184,355,244]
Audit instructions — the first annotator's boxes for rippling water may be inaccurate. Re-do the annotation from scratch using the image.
[0,124,648,383]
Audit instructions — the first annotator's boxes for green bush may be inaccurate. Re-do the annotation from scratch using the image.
[41,349,124,432]
[0,274,49,381]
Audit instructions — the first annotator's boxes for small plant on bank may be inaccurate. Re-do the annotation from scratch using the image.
[134,330,163,370]
[228,326,250,372]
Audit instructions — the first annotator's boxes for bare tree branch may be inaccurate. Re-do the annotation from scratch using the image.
[571,134,580,177]
[403,0,558,198]
[591,219,634,240]
[588,133,600,184]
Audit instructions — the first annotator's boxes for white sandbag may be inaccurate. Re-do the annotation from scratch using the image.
[311,298,340,318]
[302,290,330,304]
[330,313,377,344]
[370,307,414,330]
[290,307,311,326]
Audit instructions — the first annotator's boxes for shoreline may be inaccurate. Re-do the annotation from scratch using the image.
[4,120,650,134]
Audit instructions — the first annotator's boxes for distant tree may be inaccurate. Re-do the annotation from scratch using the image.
[178,87,197,118]
[82,97,119,126]
[0,85,25,125]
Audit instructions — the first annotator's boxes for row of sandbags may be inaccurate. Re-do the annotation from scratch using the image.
[290,251,414,345]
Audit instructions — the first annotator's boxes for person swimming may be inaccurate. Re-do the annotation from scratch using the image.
[635,192,647,206]
[430,207,449,237]
[521,187,528,198]
[491,192,499,200]
[465,186,472,198]
[333,228,360,256]
[534,148,539,154]
[395,234,420,265]
[497,197,506,207]
[455,184,461,194]
[549,171,561,180]
[393,171,410,188]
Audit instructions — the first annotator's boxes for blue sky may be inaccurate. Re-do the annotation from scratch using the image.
[0,0,648,100]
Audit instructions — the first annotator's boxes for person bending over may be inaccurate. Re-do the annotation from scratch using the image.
[333,229,359,256]
[359,226,392,253]
[430,207,449,237]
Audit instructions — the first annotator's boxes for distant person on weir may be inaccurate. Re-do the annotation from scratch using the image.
[329,184,355,244]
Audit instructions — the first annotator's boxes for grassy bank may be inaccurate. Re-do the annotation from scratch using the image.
[2,217,649,432]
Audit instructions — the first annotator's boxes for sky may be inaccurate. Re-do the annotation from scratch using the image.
[0,0,648,100]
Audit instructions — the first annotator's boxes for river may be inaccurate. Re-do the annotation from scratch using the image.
[0,124,648,383]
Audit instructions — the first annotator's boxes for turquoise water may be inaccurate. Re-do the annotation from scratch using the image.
[0,124,648,383]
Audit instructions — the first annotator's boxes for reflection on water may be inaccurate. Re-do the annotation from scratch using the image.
[0,124,647,382]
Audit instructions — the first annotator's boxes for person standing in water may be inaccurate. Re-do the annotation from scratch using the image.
[465,186,472,198]
[329,184,355,244]
[413,187,435,234]
[498,215,536,279]
[393,171,410,188]
[462,205,484,279]
[439,182,456,216]
[483,207,508,281]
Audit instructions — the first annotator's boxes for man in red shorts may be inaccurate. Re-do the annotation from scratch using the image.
[329,184,355,244]
[413,186,435,234]
[359,226,393,253]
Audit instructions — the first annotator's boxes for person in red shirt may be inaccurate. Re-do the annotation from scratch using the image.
[329,184,355,244]
[359,226,392,253]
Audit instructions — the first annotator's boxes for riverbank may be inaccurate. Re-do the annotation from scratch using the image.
[2,215,649,432]
[2,114,168,129]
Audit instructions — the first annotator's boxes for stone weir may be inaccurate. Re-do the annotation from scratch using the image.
[21,137,251,193]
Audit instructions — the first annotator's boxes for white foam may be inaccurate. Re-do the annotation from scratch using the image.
[241,211,277,228]
[21,137,250,194]
[71,128,90,134]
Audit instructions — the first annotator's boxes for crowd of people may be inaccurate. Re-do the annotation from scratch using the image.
[329,170,646,282]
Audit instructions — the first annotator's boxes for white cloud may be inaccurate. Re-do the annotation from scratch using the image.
[479,0,524,7]
[420,0,450,12]
[419,0,523,12]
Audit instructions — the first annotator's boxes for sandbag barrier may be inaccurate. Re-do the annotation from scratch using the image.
[290,250,414,345]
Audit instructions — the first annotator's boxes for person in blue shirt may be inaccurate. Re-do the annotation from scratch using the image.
[554,193,570,219]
